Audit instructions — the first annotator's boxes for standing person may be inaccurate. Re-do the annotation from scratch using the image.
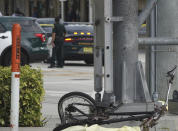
[48,16,66,68]
[32,7,39,18]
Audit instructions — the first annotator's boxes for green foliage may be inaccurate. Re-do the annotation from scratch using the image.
[0,65,45,127]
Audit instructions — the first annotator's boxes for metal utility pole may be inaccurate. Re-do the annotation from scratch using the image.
[59,0,66,21]
[156,0,178,100]
[104,0,113,94]
[93,0,104,101]
[89,0,93,23]
[113,0,138,103]
[149,6,157,101]
[80,0,86,22]
[93,0,154,110]
[93,0,152,106]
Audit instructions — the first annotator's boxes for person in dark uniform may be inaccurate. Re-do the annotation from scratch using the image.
[48,16,66,68]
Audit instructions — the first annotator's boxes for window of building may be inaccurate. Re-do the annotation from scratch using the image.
[65,0,89,22]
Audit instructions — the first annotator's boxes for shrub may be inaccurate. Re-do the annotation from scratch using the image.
[0,65,45,127]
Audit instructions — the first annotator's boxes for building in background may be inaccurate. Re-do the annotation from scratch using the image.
[0,0,60,18]
[0,0,146,22]
[0,0,13,16]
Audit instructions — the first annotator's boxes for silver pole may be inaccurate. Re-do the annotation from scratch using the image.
[59,0,66,21]
[150,7,157,101]
[139,38,178,45]
[93,0,104,101]
[104,0,113,94]
[94,46,103,93]
[113,0,138,103]
[138,0,157,27]
[89,0,93,23]
[61,1,64,21]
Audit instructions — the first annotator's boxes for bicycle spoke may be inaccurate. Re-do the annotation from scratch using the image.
[58,92,96,124]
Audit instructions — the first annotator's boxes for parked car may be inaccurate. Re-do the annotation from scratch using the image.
[37,18,54,37]
[37,18,94,64]
[0,16,49,66]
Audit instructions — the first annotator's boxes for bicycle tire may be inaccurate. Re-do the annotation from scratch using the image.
[58,92,97,124]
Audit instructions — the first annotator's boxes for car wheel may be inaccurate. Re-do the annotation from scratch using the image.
[85,59,93,65]
[3,51,28,66]
[3,52,11,66]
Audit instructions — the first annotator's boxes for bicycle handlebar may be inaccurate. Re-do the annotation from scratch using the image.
[167,65,177,77]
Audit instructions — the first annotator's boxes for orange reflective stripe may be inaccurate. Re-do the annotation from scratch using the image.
[15,74,20,78]
[11,24,21,72]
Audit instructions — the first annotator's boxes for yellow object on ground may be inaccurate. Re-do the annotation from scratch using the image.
[62,124,140,131]
[157,101,168,111]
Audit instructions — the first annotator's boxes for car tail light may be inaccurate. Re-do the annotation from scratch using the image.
[64,38,74,42]
[80,32,85,35]
[74,32,78,35]
[87,32,91,35]
[35,33,46,42]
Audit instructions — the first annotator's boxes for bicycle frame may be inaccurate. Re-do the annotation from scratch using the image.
[55,66,177,131]
[166,83,172,106]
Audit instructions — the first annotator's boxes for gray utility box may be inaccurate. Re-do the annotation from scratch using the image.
[168,100,178,114]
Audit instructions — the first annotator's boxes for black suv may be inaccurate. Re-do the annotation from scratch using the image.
[37,18,94,64]
[0,16,49,66]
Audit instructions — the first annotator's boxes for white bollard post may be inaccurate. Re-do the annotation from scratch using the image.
[10,24,21,131]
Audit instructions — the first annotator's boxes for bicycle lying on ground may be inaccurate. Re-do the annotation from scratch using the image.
[53,65,177,131]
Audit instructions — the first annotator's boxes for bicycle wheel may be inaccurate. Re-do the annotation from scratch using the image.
[58,92,97,124]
